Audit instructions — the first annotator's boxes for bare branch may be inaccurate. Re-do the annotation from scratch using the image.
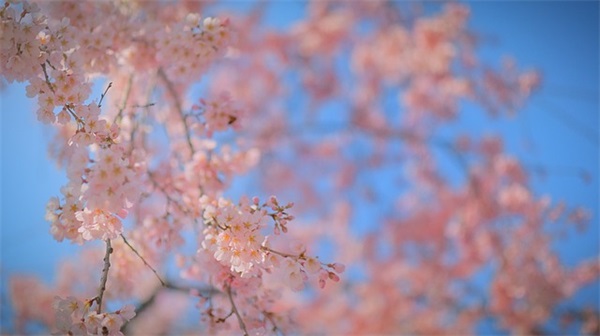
[96,239,113,313]
[120,234,165,286]
[121,281,222,333]
[98,82,113,108]
[226,284,248,336]
[114,74,133,123]
[40,63,55,94]
[157,67,195,154]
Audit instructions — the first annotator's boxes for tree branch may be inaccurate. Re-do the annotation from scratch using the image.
[96,239,113,313]
[226,284,248,336]
[114,74,133,123]
[40,63,55,94]
[120,234,165,286]
[121,281,222,333]
[98,82,113,108]
[157,67,195,154]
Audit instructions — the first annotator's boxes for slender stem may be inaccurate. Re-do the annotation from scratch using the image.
[98,82,113,108]
[121,290,158,333]
[263,311,283,335]
[64,105,86,126]
[536,100,598,145]
[215,309,234,323]
[114,75,133,123]
[131,103,156,108]
[157,67,195,154]
[147,171,191,217]
[226,285,248,336]
[96,239,113,313]
[261,246,302,261]
[120,234,166,286]
[121,280,222,333]
[163,281,222,296]
[129,80,156,155]
[40,63,55,94]
[45,59,56,70]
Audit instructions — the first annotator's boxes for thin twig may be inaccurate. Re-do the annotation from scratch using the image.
[215,309,235,323]
[157,67,195,154]
[129,79,156,155]
[121,281,222,333]
[121,289,158,334]
[536,100,598,145]
[261,246,302,261]
[120,234,166,286]
[146,171,197,223]
[114,75,133,123]
[64,105,85,125]
[40,63,55,94]
[96,239,113,313]
[163,281,222,296]
[45,59,56,70]
[132,103,156,108]
[98,82,113,108]
[226,284,248,336]
[263,311,283,335]
[147,172,181,209]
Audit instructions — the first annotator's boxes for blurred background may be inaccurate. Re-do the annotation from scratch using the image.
[1,1,598,334]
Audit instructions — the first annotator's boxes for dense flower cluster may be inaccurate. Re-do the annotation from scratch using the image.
[1,1,46,82]
[53,297,135,336]
[4,1,345,334]
[45,145,141,243]
[192,92,244,136]
[157,15,234,83]
[200,196,344,290]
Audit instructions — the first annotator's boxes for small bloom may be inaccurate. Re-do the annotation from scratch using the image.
[331,263,346,273]
[304,257,321,274]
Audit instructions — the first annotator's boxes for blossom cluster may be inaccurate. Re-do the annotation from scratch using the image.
[200,196,344,291]
[157,16,234,83]
[46,145,142,243]
[53,296,135,336]
[192,92,244,136]
[1,1,46,82]
[2,2,92,126]
[177,144,260,199]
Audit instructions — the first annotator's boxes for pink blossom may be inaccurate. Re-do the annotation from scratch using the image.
[76,208,123,241]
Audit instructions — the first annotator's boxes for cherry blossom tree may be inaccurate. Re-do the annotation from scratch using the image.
[2,1,598,335]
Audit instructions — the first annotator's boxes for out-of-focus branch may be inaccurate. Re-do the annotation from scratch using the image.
[157,67,195,154]
[121,280,222,333]
[536,100,598,145]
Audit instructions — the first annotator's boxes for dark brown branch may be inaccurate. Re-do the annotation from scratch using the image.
[120,234,165,286]
[40,63,55,94]
[98,82,113,108]
[96,239,113,313]
[263,311,283,335]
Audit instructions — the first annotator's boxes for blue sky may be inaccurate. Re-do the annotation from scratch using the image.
[1,1,598,333]
[468,1,599,262]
